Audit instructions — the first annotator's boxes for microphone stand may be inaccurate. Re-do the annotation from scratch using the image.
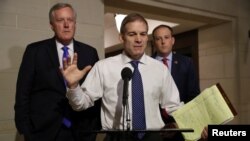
[122,78,131,131]
[125,96,131,131]
[122,79,130,141]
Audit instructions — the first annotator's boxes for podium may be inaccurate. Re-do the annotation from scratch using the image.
[82,128,194,141]
[86,128,193,133]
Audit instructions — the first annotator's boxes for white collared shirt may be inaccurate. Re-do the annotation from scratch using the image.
[67,52,183,130]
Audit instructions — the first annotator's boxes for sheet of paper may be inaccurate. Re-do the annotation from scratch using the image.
[172,85,234,141]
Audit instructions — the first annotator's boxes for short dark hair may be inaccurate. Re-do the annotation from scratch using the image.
[49,3,76,23]
[152,24,174,39]
[120,13,148,34]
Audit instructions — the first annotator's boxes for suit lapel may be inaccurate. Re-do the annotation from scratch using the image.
[171,53,178,78]
[73,40,79,57]
[47,38,60,67]
[46,38,66,88]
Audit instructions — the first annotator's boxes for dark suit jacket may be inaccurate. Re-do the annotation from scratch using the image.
[170,52,200,103]
[153,52,200,103]
[14,38,101,141]
[153,52,200,141]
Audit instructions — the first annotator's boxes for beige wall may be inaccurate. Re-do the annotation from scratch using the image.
[0,0,104,140]
[237,0,250,124]
[199,22,239,124]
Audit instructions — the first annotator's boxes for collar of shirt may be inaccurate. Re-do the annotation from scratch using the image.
[121,51,147,65]
[155,52,172,62]
[155,52,173,71]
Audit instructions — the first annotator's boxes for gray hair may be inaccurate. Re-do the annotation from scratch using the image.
[49,3,77,23]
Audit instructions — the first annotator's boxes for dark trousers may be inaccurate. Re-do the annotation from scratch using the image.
[56,125,98,141]
[55,125,75,141]
[24,125,75,141]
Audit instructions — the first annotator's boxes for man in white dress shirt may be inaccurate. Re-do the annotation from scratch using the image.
[61,13,183,141]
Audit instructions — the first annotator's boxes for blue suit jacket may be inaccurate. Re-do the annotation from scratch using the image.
[170,52,200,103]
[15,37,101,141]
[153,51,200,103]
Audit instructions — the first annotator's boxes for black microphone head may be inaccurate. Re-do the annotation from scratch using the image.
[121,67,133,80]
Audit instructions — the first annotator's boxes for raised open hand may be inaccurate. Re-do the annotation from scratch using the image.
[60,53,92,89]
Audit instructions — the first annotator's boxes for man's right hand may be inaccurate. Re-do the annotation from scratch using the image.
[200,126,208,141]
[60,53,92,89]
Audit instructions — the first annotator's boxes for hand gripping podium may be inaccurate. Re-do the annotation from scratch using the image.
[83,128,194,141]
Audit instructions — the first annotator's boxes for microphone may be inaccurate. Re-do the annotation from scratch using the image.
[121,67,133,106]
[121,67,133,130]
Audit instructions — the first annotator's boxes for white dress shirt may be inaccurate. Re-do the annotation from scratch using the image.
[67,52,183,130]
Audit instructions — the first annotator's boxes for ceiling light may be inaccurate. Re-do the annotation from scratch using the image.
[115,14,126,33]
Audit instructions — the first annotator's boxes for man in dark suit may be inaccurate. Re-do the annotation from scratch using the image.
[152,25,207,141]
[14,3,101,141]
[152,24,200,104]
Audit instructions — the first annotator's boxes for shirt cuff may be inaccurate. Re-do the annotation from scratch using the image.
[66,84,81,99]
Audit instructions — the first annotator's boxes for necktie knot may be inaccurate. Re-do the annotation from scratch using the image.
[131,61,139,69]
[162,58,168,67]
[62,46,69,59]
[62,46,68,50]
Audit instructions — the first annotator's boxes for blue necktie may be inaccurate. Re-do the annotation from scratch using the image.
[131,61,146,139]
[62,46,69,63]
[61,46,70,86]
[61,46,72,128]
